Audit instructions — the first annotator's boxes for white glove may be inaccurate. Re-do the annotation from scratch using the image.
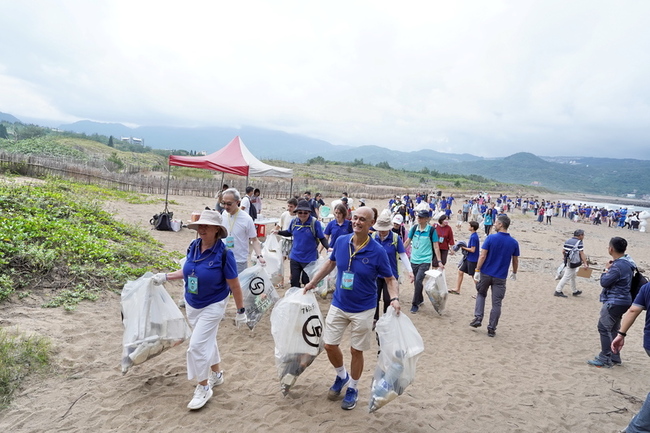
[473,271,481,283]
[509,272,517,281]
[235,312,248,329]
[152,273,167,285]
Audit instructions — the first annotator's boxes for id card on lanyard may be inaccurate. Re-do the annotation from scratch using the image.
[344,236,370,291]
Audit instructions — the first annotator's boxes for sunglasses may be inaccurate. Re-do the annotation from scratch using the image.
[297,211,310,215]
[220,201,235,206]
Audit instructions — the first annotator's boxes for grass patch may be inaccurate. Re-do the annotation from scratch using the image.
[0,177,180,310]
[0,328,52,409]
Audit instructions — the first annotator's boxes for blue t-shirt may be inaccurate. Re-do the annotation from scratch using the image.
[289,216,325,263]
[480,232,520,279]
[183,239,238,309]
[632,283,650,351]
[324,219,353,248]
[466,232,480,263]
[372,231,406,278]
[330,234,392,313]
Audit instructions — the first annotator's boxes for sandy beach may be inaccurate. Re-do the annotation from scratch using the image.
[2,191,650,433]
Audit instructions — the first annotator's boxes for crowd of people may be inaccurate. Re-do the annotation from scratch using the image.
[152,186,649,431]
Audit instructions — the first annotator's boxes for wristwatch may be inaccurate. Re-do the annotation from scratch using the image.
[390,297,399,302]
[237,308,245,314]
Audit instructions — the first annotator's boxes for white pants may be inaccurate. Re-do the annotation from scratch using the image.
[185,298,228,382]
[555,266,578,293]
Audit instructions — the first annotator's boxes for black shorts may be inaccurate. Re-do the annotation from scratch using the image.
[460,260,477,276]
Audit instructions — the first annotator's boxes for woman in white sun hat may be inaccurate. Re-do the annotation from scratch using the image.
[152,209,246,410]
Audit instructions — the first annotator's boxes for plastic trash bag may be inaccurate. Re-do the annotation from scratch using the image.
[262,234,284,286]
[120,272,191,374]
[423,269,448,315]
[238,264,280,330]
[369,306,424,412]
[555,263,566,280]
[270,287,324,396]
[304,257,334,299]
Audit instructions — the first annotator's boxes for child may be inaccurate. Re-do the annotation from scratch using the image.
[456,209,463,229]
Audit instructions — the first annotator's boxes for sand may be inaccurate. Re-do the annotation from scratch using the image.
[2,192,650,433]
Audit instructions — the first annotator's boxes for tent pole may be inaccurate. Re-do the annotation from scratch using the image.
[290,178,293,198]
[164,160,171,211]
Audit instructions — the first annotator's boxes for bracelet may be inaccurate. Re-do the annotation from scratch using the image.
[390,297,399,302]
[617,331,627,337]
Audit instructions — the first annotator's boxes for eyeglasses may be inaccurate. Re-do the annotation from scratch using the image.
[220,201,235,206]
[297,211,310,215]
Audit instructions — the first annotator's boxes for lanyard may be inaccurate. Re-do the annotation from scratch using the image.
[191,240,217,274]
[227,210,239,234]
[347,235,370,271]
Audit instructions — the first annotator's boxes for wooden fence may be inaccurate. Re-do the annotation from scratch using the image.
[0,152,409,200]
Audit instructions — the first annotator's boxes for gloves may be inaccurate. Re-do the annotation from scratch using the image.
[152,273,167,285]
[235,312,248,329]
[509,273,517,281]
[473,271,481,283]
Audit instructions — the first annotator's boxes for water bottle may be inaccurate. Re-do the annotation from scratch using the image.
[373,361,404,398]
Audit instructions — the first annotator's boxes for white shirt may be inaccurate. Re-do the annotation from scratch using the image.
[240,195,251,213]
[221,209,258,263]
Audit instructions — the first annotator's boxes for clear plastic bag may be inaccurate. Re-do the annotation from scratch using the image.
[262,234,284,286]
[369,306,424,412]
[120,272,191,374]
[423,269,448,315]
[270,287,324,396]
[238,264,280,330]
[304,258,334,299]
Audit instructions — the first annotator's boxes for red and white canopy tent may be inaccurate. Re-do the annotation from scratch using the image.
[163,136,294,208]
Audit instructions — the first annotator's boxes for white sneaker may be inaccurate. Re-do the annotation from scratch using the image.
[208,370,224,388]
[187,384,213,410]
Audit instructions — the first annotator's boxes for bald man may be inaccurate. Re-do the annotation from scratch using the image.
[304,206,400,411]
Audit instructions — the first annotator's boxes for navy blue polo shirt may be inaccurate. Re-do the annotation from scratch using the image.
[183,239,238,309]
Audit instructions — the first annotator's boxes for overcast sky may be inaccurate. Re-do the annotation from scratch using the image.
[1,0,649,159]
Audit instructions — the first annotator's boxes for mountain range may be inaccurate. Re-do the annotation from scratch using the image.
[1,113,649,197]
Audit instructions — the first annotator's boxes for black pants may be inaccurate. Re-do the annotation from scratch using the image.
[374,277,391,320]
[289,259,311,288]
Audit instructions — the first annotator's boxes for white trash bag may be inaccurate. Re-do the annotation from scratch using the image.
[423,269,448,315]
[304,258,333,299]
[120,272,191,374]
[270,287,324,396]
[262,234,284,286]
[238,264,280,330]
[555,263,566,280]
[369,306,424,412]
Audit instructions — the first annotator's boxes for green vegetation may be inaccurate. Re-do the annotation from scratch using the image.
[0,178,179,310]
[0,327,51,408]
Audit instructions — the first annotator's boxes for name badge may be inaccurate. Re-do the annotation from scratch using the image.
[342,271,354,290]
[225,236,235,249]
[188,275,199,294]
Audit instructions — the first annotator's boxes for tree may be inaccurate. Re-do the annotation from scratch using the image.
[108,136,114,147]
[307,156,326,165]
[0,124,7,139]
[376,161,392,170]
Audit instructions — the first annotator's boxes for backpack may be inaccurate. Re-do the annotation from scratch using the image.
[408,224,437,246]
[248,202,258,221]
[631,268,649,301]
[372,231,399,262]
[150,210,174,231]
[289,217,318,240]
[567,243,582,268]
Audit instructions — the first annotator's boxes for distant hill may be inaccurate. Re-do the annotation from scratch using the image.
[0,112,21,123]
[56,121,650,197]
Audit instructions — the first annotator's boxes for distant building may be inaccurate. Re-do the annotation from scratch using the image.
[120,136,145,146]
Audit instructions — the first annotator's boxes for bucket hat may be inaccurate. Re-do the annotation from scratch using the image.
[187,210,228,236]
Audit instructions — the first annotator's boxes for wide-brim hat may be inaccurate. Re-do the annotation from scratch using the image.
[295,199,312,212]
[187,210,228,235]
[373,210,393,231]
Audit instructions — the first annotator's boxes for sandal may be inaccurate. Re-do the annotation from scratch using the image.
[448,290,461,295]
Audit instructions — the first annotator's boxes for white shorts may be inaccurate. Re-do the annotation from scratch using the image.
[323,305,374,351]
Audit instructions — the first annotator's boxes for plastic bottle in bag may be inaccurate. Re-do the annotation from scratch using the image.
[373,360,403,398]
